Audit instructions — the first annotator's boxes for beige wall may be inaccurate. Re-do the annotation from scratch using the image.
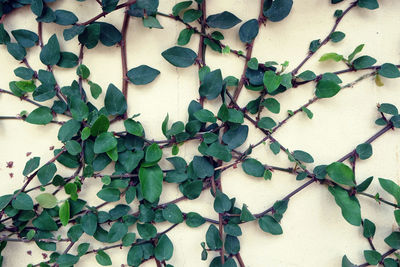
[0,0,400,266]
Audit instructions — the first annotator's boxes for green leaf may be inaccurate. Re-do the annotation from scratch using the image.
[199,69,223,100]
[97,22,122,46]
[379,63,400,78]
[185,212,205,227]
[11,29,38,48]
[94,132,117,154]
[240,204,256,222]
[127,245,143,266]
[363,219,376,238]
[356,143,373,160]
[31,0,44,16]
[353,56,376,70]
[258,117,276,130]
[379,178,400,205]
[70,98,88,121]
[57,52,79,68]
[192,156,213,179]
[206,142,232,162]
[330,31,345,43]
[88,81,102,99]
[183,9,202,23]
[137,223,157,240]
[12,193,33,210]
[139,165,163,202]
[155,234,174,261]
[239,19,259,43]
[6,43,26,60]
[162,204,183,223]
[35,193,57,209]
[14,67,34,80]
[57,254,79,266]
[326,162,355,186]
[81,212,97,236]
[0,24,10,44]
[385,232,400,249]
[108,221,128,243]
[363,250,382,265]
[33,210,58,231]
[262,98,280,114]
[127,65,160,85]
[328,186,361,226]
[206,224,222,250]
[58,119,81,142]
[172,1,192,16]
[263,71,281,93]
[142,15,163,29]
[162,46,197,68]
[270,141,280,155]
[358,0,379,10]
[297,70,316,81]
[224,224,242,236]
[222,125,248,149]
[23,157,40,176]
[97,188,120,202]
[194,109,216,123]
[348,44,364,62]
[0,195,12,210]
[319,52,343,62]
[342,255,356,267]
[214,190,232,213]
[315,80,341,98]
[96,250,112,266]
[177,28,194,46]
[91,115,110,136]
[145,143,162,164]
[76,64,90,79]
[59,200,70,226]
[66,140,81,155]
[356,176,373,192]
[242,158,264,177]
[258,215,283,235]
[40,34,60,66]
[118,150,144,173]
[309,39,320,53]
[263,0,293,22]
[124,119,144,136]
[105,83,127,116]
[122,233,136,246]
[54,9,78,25]
[79,23,100,49]
[379,103,398,115]
[63,25,85,41]
[292,150,314,163]
[302,107,313,119]
[206,11,241,29]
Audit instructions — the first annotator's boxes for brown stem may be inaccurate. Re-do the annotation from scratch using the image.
[197,0,207,106]
[236,252,246,267]
[0,89,42,107]
[291,1,358,75]
[38,21,43,48]
[121,7,130,118]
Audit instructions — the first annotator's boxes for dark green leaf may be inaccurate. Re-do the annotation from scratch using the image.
[297,70,316,81]
[105,83,127,116]
[358,0,379,10]
[139,165,163,202]
[58,119,81,142]
[206,142,232,162]
[137,223,157,240]
[108,221,128,243]
[353,56,377,70]
[315,80,341,98]
[81,212,97,236]
[258,215,283,235]
[292,150,314,163]
[97,188,120,202]
[182,9,202,23]
[6,43,26,60]
[162,46,197,68]
[258,116,276,130]
[91,115,110,136]
[177,28,194,46]
[94,132,117,154]
[155,234,173,261]
[385,232,400,249]
[40,34,60,66]
[330,31,345,42]
[222,125,248,149]
[356,143,373,160]
[328,186,361,226]
[12,193,33,210]
[162,204,183,223]
[97,22,122,46]
[363,219,376,238]
[96,250,112,266]
[214,190,232,213]
[263,0,293,22]
[199,69,223,100]
[206,224,222,250]
[379,103,398,115]
[54,10,78,25]
[57,254,79,266]
[379,178,400,205]
[363,250,381,265]
[263,71,281,93]
[127,65,160,85]
[11,29,38,48]
[185,212,205,227]
[31,0,44,16]
[192,156,213,178]
[326,162,355,186]
[206,11,241,29]
[32,211,58,231]
[378,63,400,79]
[242,158,264,177]
[356,176,373,192]
[172,1,192,16]
[23,157,40,176]
[239,19,259,43]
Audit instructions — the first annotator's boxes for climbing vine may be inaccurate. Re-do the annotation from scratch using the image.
[0,0,400,266]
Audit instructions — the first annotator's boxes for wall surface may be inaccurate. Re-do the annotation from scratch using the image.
[0,0,400,266]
